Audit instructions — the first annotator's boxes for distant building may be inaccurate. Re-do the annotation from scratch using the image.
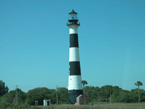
[76,94,89,105]
[43,99,51,106]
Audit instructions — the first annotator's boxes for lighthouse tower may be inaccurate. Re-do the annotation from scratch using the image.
[67,10,83,104]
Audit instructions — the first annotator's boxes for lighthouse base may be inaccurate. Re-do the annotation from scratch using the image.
[67,90,83,104]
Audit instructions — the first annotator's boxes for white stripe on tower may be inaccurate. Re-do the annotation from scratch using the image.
[68,75,82,90]
[69,48,80,62]
[69,25,78,34]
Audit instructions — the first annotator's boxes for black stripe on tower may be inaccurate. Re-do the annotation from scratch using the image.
[70,34,79,47]
[69,62,81,75]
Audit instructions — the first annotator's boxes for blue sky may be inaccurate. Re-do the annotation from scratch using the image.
[0,0,145,93]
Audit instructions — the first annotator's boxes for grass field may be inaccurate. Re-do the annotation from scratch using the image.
[30,102,145,109]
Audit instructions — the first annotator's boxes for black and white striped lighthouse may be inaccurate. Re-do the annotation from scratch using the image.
[67,10,83,104]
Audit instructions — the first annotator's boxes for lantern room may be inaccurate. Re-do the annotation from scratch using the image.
[69,9,78,20]
[67,9,80,26]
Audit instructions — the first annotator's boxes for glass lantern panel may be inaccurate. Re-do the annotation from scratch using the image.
[69,14,77,20]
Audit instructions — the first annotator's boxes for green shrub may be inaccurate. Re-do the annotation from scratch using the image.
[21,102,31,108]
[0,102,10,108]
[9,103,14,108]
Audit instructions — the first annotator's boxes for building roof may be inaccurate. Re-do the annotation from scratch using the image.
[77,94,82,99]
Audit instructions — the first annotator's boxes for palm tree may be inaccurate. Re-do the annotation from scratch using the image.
[135,81,143,105]
[81,80,88,105]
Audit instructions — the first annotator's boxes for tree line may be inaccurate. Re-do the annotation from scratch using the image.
[0,80,144,107]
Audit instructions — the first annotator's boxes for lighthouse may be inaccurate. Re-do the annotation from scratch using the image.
[67,10,83,104]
